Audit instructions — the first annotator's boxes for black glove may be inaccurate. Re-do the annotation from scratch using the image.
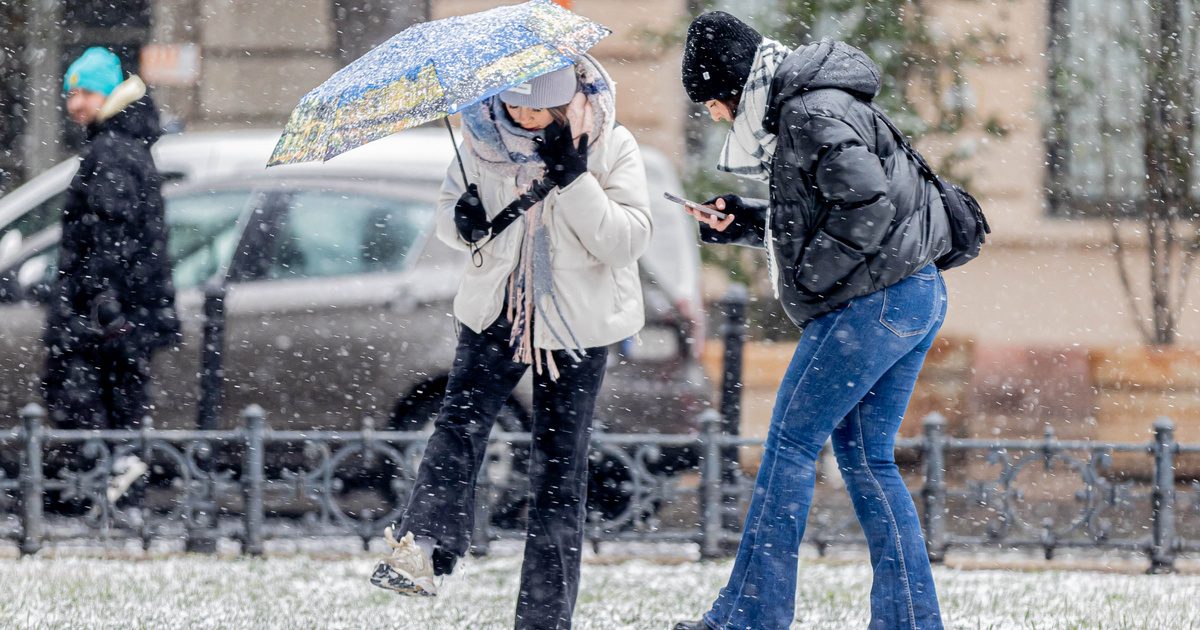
[535,122,589,188]
[703,194,752,216]
[91,292,130,339]
[697,194,767,244]
[454,184,489,243]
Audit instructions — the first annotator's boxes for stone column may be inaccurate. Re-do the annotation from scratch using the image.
[21,0,63,176]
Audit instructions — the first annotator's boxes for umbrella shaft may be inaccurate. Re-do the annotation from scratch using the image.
[445,118,470,187]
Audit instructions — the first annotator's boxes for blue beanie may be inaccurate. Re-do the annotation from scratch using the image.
[63,47,124,96]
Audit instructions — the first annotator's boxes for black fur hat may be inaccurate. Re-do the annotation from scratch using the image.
[681,11,764,103]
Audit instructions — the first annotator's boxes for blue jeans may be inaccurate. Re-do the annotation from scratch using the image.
[703,265,948,630]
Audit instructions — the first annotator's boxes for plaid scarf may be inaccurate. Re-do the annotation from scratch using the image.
[718,38,792,299]
[717,38,792,182]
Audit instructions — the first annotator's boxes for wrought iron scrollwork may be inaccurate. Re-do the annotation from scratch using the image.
[1,406,1194,573]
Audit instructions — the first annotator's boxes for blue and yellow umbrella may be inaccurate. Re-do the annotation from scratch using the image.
[267,0,610,169]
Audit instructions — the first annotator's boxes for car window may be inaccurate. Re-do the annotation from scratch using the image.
[266,190,434,280]
[166,190,253,290]
[0,190,249,301]
[5,191,66,243]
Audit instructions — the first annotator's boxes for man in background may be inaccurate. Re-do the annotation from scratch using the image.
[43,47,179,431]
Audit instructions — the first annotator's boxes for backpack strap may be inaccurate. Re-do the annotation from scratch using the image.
[867,102,938,184]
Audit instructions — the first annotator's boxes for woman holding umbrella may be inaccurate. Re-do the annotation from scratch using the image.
[370,57,652,630]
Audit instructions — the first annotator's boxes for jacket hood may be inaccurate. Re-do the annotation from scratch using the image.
[764,40,881,130]
[91,76,162,145]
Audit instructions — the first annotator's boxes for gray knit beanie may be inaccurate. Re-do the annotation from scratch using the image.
[499,65,578,108]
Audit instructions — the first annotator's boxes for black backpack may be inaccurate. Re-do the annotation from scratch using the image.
[869,103,991,270]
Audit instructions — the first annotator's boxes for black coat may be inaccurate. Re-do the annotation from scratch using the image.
[44,93,180,357]
[703,41,951,327]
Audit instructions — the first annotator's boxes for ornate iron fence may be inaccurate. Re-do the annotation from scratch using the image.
[2,402,1196,572]
[2,286,1197,570]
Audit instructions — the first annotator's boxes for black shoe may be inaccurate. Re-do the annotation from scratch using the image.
[673,621,711,630]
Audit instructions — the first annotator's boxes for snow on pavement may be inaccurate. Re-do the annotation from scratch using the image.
[1,549,1197,629]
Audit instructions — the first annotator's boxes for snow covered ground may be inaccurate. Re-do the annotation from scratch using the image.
[2,545,1197,629]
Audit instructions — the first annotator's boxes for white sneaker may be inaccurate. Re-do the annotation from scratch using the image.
[369,527,438,597]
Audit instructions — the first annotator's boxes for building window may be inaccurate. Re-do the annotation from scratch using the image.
[1046,0,1199,216]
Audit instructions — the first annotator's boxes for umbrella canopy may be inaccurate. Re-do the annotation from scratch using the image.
[267,0,610,167]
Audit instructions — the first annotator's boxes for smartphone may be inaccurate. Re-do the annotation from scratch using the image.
[663,192,728,219]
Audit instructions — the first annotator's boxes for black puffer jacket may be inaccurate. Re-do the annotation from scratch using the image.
[703,40,950,327]
[44,90,180,356]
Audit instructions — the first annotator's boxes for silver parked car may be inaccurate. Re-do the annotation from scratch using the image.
[0,130,710,455]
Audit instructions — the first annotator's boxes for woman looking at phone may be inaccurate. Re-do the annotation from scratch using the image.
[674,11,953,630]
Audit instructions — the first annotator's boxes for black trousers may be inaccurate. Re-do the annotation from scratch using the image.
[44,344,151,430]
[400,317,607,630]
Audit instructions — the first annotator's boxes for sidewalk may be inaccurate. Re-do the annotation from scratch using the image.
[2,544,1197,628]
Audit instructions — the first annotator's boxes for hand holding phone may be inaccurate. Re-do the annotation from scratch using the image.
[666,192,740,233]
[663,192,728,219]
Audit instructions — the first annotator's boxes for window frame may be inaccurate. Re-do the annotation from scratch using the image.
[163,186,263,292]
[1044,0,1200,219]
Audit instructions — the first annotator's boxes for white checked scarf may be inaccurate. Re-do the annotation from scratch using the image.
[717,38,792,181]
[717,38,793,298]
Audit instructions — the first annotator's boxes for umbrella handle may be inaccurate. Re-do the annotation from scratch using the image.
[444,118,470,188]
[445,118,484,268]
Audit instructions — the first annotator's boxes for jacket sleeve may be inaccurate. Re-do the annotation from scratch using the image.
[550,128,653,268]
[789,114,897,294]
[698,197,769,249]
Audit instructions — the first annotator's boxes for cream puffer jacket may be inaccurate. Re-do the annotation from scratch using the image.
[435,124,652,350]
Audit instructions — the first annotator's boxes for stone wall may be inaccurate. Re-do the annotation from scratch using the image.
[150,0,424,131]
[919,0,1200,347]
[701,338,975,447]
[702,337,1200,477]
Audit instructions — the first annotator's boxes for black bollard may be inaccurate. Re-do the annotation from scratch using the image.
[719,284,748,438]
[718,284,748,538]
[197,280,227,430]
